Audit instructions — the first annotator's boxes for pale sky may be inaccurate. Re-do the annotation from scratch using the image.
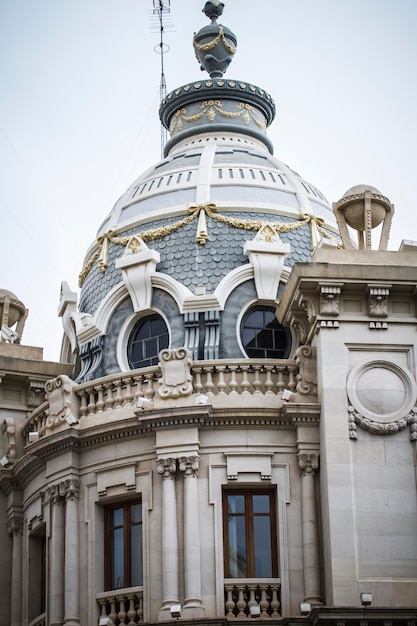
[1,0,417,362]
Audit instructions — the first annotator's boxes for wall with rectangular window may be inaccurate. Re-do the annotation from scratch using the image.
[105,500,143,591]
[223,488,278,579]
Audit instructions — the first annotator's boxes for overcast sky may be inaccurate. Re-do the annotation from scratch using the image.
[1,0,416,362]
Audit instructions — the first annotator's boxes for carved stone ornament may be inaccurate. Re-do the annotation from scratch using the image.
[156,458,177,478]
[1,417,16,460]
[368,285,390,318]
[347,360,417,440]
[297,453,319,476]
[115,237,160,312]
[244,224,290,301]
[158,347,193,399]
[45,375,79,429]
[178,455,199,477]
[319,283,342,317]
[295,345,317,396]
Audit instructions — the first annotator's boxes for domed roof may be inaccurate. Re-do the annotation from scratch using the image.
[77,4,340,328]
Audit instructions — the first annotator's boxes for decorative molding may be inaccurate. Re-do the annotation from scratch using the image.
[297,453,319,477]
[244,224,290,301]
[44,479,80,503]
[348,405,417,440]
[156,458,177,478]
[368,285,390,318]
[115,236,160,312]
[45,375,79,428]
[319,283,342,317]
[295,345,317,396]
[178,456,199,477]
[158,348,193,399]
[7,513,23,536]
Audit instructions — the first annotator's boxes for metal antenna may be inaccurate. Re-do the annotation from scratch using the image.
[149,1,174,157]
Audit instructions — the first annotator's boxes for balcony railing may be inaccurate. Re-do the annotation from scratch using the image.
[28,613,46,626]
[96,586,143,625]
[23,359,298,445]
[224,579,281,620]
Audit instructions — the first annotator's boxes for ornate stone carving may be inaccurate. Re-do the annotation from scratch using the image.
[348,405,417,440]
[319,283,342,316]
[45,375,79,429]
[295,345,317,396]
[297,453,319,476]
[244,223,290,301]
[7,513,23,536]
[178,456,199,477]
[115,236,160,311]
[156,458,177,478]
[158,348,193,399]
[368,285,390,317]
[64,478,80,500]
[1,417,16,460]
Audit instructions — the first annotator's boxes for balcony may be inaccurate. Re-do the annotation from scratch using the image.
[22,358,301,446]
[96,586,143,625]
[224,579,281,619]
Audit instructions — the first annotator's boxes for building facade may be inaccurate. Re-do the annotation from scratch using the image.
[1,3,417,626]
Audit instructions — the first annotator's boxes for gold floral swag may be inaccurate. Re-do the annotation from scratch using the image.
[78,203,337,287]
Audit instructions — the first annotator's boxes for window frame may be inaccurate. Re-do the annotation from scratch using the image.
[222,487,278,579]
[239,304,292,360]
[127,312,170,370]
[104,500,143,591]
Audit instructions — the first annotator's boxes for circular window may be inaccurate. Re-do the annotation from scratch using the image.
[347,360,417,423]
[241,306,291,359]
[128,314,169,369]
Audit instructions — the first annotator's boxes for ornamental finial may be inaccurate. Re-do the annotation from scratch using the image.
[193,2,236,78]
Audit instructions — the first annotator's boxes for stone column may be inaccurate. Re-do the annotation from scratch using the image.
[64,479,80,626]
[157,458,179,618]
[8,512,23,626]
[179,456,204,618]
[298,453,322,605]
[49,482,66,626]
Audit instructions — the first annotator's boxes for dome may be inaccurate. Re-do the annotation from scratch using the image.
[74,3,341,381]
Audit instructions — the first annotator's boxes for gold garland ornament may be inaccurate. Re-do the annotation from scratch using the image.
[78,206,336,287]
[193,24,236,60]
[169,100,266,136]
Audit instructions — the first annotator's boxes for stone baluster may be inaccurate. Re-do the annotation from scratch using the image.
[179,456,204,617]
[49,482,66,626]
[157,458,179,616]
[8,512,23,626]
[298,453,322,605]
[64,478,80,625]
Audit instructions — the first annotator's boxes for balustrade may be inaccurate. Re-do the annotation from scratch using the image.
[28,612,46,626]
[224,579,281,620]
[96,587,143,625]
[23,359,298,444]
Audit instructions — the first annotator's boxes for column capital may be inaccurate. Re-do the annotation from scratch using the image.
[64,478,80,500]
[178,455,199,477]
[298,453,319,476]
[156,458,177,478]
[7,513,23,536]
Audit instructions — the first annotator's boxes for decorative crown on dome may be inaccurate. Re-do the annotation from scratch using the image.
[193,1,237,78]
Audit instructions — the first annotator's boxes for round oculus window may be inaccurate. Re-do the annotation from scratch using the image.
[241,306,291,359]
[128,314,169,369]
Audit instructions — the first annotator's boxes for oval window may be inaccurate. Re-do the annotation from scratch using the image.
[128,314,169,369]
[241,306,291,359]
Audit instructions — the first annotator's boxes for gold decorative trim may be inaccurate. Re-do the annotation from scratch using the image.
[169,101,266,136]
[193,24,236,58]
[79,206,337,287]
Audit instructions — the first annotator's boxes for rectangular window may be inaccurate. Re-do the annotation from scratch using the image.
[223,489,277,578]
[105,501,143,590]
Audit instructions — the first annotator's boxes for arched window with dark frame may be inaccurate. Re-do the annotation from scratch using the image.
[128,313,169,369]
[240,305,291,359]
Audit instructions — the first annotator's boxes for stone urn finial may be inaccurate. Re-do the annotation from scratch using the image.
[193,2,237,78]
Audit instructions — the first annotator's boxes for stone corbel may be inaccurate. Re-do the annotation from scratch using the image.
[115,236,160,311]
[295,345,317,396]
[244,224,290,301]
[1,417,16,460]
[368,284,391,318]
[319,282,342,316]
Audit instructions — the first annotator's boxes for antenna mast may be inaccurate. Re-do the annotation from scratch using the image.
[149,0,174,157]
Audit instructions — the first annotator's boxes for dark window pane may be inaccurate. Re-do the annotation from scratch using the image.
[253,516,272,577]
[111,507,124,527]
[130,524,143,586]
[241,305,291,359]
[128,314,169,369]
[130,504,142,524]
[228,494,245,514]
[228,516,247,577]
[252,495,270,513]
[111,527,124,589]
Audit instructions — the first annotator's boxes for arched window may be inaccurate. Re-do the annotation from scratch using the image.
[241,305,291,359]
[128,313,169,369]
